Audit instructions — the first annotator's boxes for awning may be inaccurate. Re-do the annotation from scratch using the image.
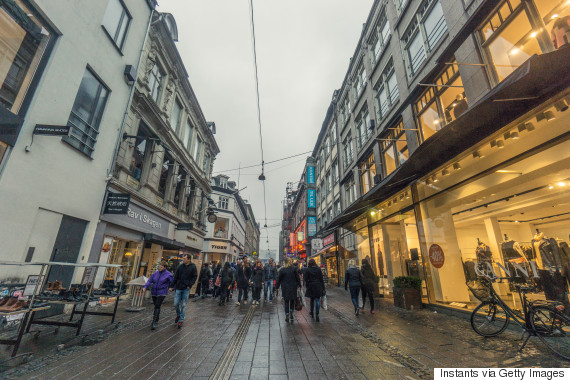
[143,233,185,250]
[327,45,570,231]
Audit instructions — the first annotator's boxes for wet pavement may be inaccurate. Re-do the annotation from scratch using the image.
[1,286,567,379]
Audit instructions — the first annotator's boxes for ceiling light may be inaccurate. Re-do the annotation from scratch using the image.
[453,162,461,170]
[552,14,559,19]
[393,197,398,203]
[432,175,439,183]
[497,140,505,148]
[530,31,537,38]
[557,182,567,187]
[504,132,511,140]
[509,47,520,55]
[406,193,410,199]
[388,201,392,207]
[524,122,535,131]
[510,131,519,139]
[490,140,497,148]
[442,169,450,176]
[370,210,376,216]
[545,110,556,121]
[549,184,554,189]
[536,112,547,123]
[472,150,482,159]
[554,100,568,112]
[433,119,440,125]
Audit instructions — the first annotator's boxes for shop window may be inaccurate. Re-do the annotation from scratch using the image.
[414,63,467,143]
[184,119,194,151]
[63,68,109,157]
[374,59,399,120]
[170,99,182,133]
[356,108,371,148]
[173,166,186,207]
[148,64,162,103]
[538,0,570,49]
[128,123,152,181]
[193,135,202,164]
[402,0,448,77]
[370,12,391,64]
[331,121,337,145]
[0,0,52,115]
[360,153,376,195]
[101,0,131,50]
[214,217,229,238]
[353,62,366,99]
[381,120,408,177]
[158,152,173,197]
[343,134,353,167]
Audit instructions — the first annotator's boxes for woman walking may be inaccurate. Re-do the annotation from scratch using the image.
[219,262,234,306]
[360,258,376,314]
[236,258,252,305]
[251,260,264,305]
[304,259,325,322]
[276,258,301,322]
[345,262,363,316]
[143,260,173,330]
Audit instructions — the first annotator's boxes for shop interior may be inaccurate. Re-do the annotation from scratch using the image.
[103,238,142,289]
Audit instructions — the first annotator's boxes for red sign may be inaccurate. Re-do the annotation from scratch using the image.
[323,233,335,247]
[429,244,445,268]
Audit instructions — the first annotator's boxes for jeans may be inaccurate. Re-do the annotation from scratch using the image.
[310,297,320,316]
[349,287,360,310]
[264,280,274,300]
[361,287,375,311]
[253,286,262,301]
[238,287,248,303]
[284,299,295,316]
[174,288,190,322]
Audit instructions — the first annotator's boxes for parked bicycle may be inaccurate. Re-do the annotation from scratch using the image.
[467,276,570,360]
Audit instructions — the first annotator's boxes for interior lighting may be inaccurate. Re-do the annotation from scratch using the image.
[510,131,519,139]
[545,110,556,121]
[472,150,483,158]
[490,140,497,148]
[370,210,377,216]
[442,169,450,176]
[393,197,398,204]
[552,14,559,19]
[432,175,439,183]
[453,162,461,170]
[509,47,520,55]
[530,31,538,38]
[524,122,535,131]
[536,112,547,123]
[557,182,567,187]
[433,119,440,125]
[405,192,410,199]
[554,100,568,112]
[497,140,505,148]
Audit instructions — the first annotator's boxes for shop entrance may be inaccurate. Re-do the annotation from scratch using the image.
[104,239,142,288]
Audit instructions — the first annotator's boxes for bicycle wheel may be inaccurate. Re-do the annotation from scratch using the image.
[530,306,570,360]
[471,301,510,337]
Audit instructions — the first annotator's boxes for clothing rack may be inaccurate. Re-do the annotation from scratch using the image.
[0,261,123,358]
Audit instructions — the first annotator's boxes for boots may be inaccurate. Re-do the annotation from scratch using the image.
[151,308,160,330]
[315,314,320,322]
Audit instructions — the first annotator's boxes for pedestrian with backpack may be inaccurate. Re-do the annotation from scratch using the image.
[345,262,363,316]
[143,260,173,330]
[169,253,198,328]
[236,258,252,305]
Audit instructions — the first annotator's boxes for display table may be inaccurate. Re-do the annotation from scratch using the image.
[0,306,50,357]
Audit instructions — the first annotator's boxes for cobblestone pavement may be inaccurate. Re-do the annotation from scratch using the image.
[1,286,567,379]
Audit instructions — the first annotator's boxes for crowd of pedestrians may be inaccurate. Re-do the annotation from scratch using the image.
[142,254,376,330]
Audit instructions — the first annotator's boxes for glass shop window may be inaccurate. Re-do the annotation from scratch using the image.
[128,124,152,181]
[158,152,173,197]
[380,120,408,177]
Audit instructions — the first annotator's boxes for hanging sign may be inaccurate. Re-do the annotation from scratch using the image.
[429,244,445,268]
[33,124,70,136]
[307,189,316,208]
[311,238,323,251]
[307,166,315,184]
[104,193,131,214]
[307,216,316,237]
[323,232,335,247]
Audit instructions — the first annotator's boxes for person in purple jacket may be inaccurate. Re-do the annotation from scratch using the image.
[143,260,173,330]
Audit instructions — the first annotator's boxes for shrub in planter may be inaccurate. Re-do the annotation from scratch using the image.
[393,276,422,310]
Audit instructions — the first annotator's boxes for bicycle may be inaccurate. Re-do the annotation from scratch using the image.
[467,276,570,360]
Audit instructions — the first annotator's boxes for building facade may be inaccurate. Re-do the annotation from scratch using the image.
[244,202,261,259]
[0,0,155,285]
[89,11,219,285]
[311,0,570,310]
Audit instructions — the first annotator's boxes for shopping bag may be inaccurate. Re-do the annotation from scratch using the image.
[295,289,304,311]
[215,274,221,287]
[321,294,328,310]
[300,289,306,308]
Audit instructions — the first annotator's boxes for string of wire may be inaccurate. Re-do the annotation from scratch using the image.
[213,150,313,174]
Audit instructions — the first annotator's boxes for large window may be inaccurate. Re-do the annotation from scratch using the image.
[356,109,371,148]
[128,124,152,181]
[102,0,131,50]
[344,177,357,207]
[184,120,194,151]
[193,136,202,164]
[326,170,332,192]
[324,135,331,156]
[334,199,341,216]
[343,134,353,168]
[341,96,351,125]
[402,0,448,77]
[148,64,162,103]
[371,12,391,64]
[158,152,173,197]
[360,153,376,195]
[353,62,367,99]
[0,0,52,115]
[64,69,109,156]
[380,120,408,177]
[414,63,467,142]
[184,179,195,214]
[174,167,186,207]
[332,160,339,183]
[218,196,229,210]
[331,121,337,145]
[170,100,182,133]
[374,59,399,120]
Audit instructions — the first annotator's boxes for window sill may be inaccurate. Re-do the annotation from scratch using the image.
[61,137,94,160]
[101,26,125,57]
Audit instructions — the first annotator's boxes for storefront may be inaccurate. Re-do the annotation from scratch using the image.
[202,239,237,264]
[316,232,339,286]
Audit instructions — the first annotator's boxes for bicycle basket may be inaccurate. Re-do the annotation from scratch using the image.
[467,280,492,302]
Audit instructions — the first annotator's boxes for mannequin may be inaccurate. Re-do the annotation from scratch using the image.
[475,238,493,263]
[500,234,526,263]
[532,231,569,311]
[551,15,570,50]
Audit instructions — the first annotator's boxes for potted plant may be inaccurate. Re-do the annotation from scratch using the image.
[393,276,422,310]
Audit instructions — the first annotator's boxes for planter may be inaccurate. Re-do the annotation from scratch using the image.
[393,287,422,310]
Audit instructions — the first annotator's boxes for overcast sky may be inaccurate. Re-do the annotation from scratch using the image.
[156,0,374,258]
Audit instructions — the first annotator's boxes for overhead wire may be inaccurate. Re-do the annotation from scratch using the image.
[213,150,313,174]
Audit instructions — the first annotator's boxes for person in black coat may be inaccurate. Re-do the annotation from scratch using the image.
[304,259,325,322]
[169,254,198,328]
[251,260,264,304]
[276,258,301,322]
[345,263,363,316]
[213,262,222,298]
[236,258,252,305]
[219,262,234,306]
[360,258,376,314]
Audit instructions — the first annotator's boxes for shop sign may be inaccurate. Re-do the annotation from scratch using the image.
[311,238,323,251]
[307,189,316,208]
[209,243,229,253]
[297,231,304,242]
[307,216,316,237]
[103,201,169,237]
[429,244,445,268]
[23,275,44,296]
[307,166,315,184]
[104,193,130,214]
[33,124,70,136]
[323,232,335,247]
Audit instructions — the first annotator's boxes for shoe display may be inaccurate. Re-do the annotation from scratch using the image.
[0,297,19,312]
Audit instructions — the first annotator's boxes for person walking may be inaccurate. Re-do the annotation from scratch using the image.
[236,258,252,305]
[219,262,234,306]
[276,258,301,322]
[263,259,277,302]
[360,258,376,315]
[169,253,198,328]
[143,260,173,330]
[199,263,212,299]
[345,262,363,316]
[230,261,237,300]
[251,260,264,305]
[304,259,325,322]
[213,262,222,298]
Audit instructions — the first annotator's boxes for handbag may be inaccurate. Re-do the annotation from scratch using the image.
[321,294,328,310]
[294,288,303,311]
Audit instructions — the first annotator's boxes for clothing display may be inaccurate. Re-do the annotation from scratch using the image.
[532,233,564,269]
[475,239,492,263]
[500,240,526,263]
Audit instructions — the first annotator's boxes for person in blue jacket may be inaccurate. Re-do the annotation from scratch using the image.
[143,260,173,330]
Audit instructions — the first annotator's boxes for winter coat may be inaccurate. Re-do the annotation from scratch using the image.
[251,267,264,287]
[213,266,221,281]
[345,267,362,289]
[276,266,300,301]
[236,264,252,288]
[171,263,198,290]
[361,262,376,293]
[304,266,325,299]
[221,267,234,284]
[144,269,173,296]
[263,264,277,281]
[200,266,213,284]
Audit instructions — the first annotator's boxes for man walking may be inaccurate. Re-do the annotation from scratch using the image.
[169,253,198,328]
[263,259,277,302]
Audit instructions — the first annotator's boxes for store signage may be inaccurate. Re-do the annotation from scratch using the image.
[176,223,193,231]
[23,275,44,297]
[307,189,316,208]
[104,193,130,214]
[103,200,169,237]
[127,207,162,229]
[323,232,335,247]
[307,166,315,184]
[311,238,323,251]
[297,231,304,242]
[429,244,445,268]
[33,124,70,136]
[307,216,316,237]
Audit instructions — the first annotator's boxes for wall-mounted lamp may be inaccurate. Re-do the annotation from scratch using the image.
[554,99,568,112]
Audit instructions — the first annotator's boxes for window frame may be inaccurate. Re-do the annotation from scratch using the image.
[374,59,399,121]
[359,153,376,196]
[343,134,354,168]
[101,0,132,51]
[370,11,391,65]
[148,63,163,103]
[379,120,408,178]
